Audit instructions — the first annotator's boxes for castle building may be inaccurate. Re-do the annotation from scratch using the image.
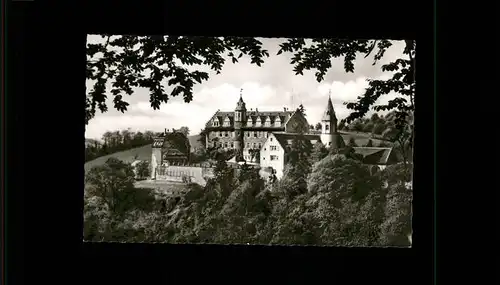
[150,128,191,179]
[259,93,398,179]
[204,89,310,162]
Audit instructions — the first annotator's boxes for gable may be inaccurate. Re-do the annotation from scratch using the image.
[284,111,309,133]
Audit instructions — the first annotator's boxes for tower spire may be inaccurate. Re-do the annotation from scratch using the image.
[329,88,332,99]
[240,88,243,99]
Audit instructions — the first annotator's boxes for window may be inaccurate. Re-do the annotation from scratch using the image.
[270,155,278,161]
[270,137,273,142]
[225,131,228,137]
[325,124,329,131]
[246,143,250,148]
[224,142,228,148]
[258,143,262,149]
[219,132,223,137]
[247,132,250,137]
[230,142,234,148]
[270,146,278,151]
[254,132,257,138]
[253,143,256,148]
[263,157,265,160]
[264,148,266,151]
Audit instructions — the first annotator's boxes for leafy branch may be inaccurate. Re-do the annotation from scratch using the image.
[86,36,270,125]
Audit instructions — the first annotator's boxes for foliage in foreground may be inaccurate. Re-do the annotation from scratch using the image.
[84,155,412,247]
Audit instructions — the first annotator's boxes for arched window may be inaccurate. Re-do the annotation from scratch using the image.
[325,124,330,131]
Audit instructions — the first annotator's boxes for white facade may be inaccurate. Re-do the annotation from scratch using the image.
[259,133,286,179]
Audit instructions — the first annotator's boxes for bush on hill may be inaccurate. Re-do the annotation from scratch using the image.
[83,153,412,246]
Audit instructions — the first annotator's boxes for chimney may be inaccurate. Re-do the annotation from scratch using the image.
[256,108,259,112]
[164,128,167,134]
[283,107,286,112]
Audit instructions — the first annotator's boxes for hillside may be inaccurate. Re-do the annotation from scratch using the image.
[84,144,153,172]
[85,135,203,172]
[338,131,391,147]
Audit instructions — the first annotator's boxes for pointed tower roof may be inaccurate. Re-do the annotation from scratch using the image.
[235,88,246,111]
[321,90,337,121]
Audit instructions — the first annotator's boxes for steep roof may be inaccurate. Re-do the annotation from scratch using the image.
[152,132,190,157]
[206,110,294,128]
[271,132,321,150]
[321,97,337,121]
[352,147,398,165]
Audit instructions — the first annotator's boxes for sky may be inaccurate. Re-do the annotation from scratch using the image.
[85,35,406,140]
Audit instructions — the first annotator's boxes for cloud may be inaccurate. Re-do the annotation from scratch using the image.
[85,36,407,140]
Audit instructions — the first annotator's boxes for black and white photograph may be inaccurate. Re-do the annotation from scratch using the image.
[84,35,415,247]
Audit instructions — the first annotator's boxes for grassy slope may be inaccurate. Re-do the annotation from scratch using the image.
[339,131,391,147]
[84,144,153,172]
[85,135,203,172]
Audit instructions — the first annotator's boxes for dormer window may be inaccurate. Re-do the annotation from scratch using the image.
[264,117,271,127]
[274,117,281,127]
[223,116,231,127]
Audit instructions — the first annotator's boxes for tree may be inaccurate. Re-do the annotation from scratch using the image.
[315,122,322,131]
[178,126,190,136]
[135,160,150,180]
[351,119,364,132]
[86,35,270,125]
[383,124,412,174]
[338,120,346,131]
[198,128,208,149]
[371,113,380,123]
[297,104,306,116]
[307,154,384,246]
[248,148,260,163]
[365,139,373,147]
[379,182,412,247]
[363,122,374,133]
[347,137,357,147]
[279,133,313,199]
[276,38,415,174]
[372,123,386,135]
[85,158,136,213]
[311,142,328,163]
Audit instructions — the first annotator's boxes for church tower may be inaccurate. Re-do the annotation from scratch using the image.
[321,90,343,149]
[233,89,246,156]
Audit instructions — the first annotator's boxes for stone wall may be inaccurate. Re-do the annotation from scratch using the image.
[155,164,213,186]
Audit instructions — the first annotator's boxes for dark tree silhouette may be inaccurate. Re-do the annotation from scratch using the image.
[86,36,270,124]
